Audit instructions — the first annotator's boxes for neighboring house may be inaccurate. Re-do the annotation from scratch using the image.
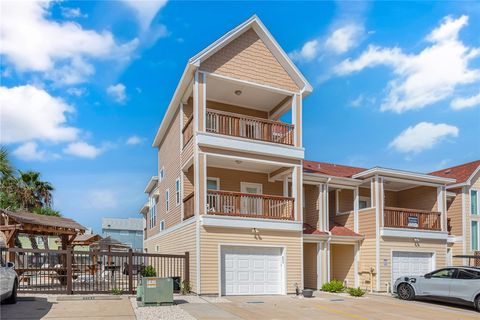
[141,15,456,296]
[430,160,480,266]
[101,218,144,252]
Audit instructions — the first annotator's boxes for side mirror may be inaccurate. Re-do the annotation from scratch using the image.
[424,273,431,279]
[6,262,15,269]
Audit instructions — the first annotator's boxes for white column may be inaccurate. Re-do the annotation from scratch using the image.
[326,240,331,282]
[354,242,359,287]
[317,184,323,230]
[354,187,359,233]
[283,175,289,197]
[316,242,323,289]
[437,186,446,231]
[374,175,382,292]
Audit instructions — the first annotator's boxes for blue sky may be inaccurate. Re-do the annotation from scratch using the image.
[1,1,479,232]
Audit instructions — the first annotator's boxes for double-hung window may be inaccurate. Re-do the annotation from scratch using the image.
[149,196,156,228]
[165,189,170,212]
[471,189,479,251]
[175,178,181,206]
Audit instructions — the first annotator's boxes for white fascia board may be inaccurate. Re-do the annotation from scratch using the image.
[447,235,463,243]
[196,132,304,159]
[352,167,456,185]
[189,15,312,95]
[466,165,480,185]
[381,228,448,240]
[303,172,363,186]
[144,176,159,193]
[200,215,303,231]
[153,64,196,147]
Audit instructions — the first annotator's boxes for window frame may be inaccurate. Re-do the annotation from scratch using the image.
[471,220,479,251]
[148,196,156,229]
[359,196,371,209]
[207,177,220,190]
[175,177,181,206]
[471,189,479,215]
[165,189,170,212]
[160,220,165,231]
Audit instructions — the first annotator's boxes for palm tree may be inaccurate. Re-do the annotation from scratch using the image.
[0,146,14,180]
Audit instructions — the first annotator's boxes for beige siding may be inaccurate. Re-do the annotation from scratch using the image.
[334,212,355,230]
[396,186,438,211]
[467,172,480,255]
[206,167,284,196]
[144,221,198,293]
[303,242,317,289]
[303,184,319,228]
[200,28,299,92]
[207,100,268,119]
[200,226,302,295]
[447,188,463,236]
[357,207,377,291]
[379,238,447,291]
[330,244,355,287]
[157,110,182,229]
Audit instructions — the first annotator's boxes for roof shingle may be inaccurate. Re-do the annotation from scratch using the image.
[429,160,480,184]
[303,160,366,178]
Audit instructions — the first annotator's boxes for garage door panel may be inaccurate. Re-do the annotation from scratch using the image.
[392,251,434,283]
[222,246,284,296]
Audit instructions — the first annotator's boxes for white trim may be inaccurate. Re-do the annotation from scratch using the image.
[159,219,165,231]
[462,186,467,264]
[204,150,299,168]
[175,177,181,206]
[316,242,322,289]
[144,176,159,193]
[165,189,170,212]
[303,172,362,186]
[179,103,184,151]
[196,132,305,159]
[218,244,287,296]
[196,219,201,294]
[354,187,359,233]
[380,228,449,240]
[447,235,463,243]
[200,214,303,231]
[374,175,381,292]
[180,173,185,220]
[326,239,331,282]
[352,167,455,185]
[335,189,340,215]
[202,72,207,131]
[354,242,359,287]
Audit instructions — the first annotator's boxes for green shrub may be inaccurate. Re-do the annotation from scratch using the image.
[140,265,157,277]
[111,288,123,295]
[180,280,191,295]
[346,287,365,297]
[321,280,345,293]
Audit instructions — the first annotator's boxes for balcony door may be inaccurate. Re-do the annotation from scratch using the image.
[241,182,263,216]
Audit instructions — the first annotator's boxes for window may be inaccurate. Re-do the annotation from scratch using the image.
[165,189,170,212]
[156,245,160,252]
[175,178,181,206]
[207,178,219,190]
[457,269,480,279]
[160,167,165,181]
[471,190,478,215]
[430,268,456,279]
[472,221,479,251]
[359,196,371,209]
[149,196,156,228]
[160,220,165,231]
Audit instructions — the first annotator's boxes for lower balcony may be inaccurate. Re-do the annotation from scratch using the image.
[206,190,294,221]
[383,207,441,231]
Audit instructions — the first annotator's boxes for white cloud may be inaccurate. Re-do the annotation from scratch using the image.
[0,1,138,84]
[107,83,127,103]
[0,85,79,144]
[389,122,459,154]
[335,15,480,113]
[121,0,168,31]
[87,189,118,210]
[325,24,364,54]
[290,39,320,62]
[63,141,102,159]
[126,135,143,145]
[67,87,87,97]
[12,142,46,161]
[61,7,87,19]
[451,91,480,110]
[350,95,364,107]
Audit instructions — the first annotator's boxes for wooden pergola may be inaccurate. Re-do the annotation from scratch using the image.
[70,234,103,247]
[0,209,86,253]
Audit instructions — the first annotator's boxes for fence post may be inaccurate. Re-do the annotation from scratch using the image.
[66,246,73,295]
[128,249,133,294]
[184,251,190,286]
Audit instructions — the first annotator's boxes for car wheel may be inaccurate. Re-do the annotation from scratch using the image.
[475,295,480,312]
[4,279,18,304]
[397,283,415,301]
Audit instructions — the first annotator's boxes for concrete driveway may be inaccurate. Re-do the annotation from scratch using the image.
[1,296,136,320]
[181,292,479,320]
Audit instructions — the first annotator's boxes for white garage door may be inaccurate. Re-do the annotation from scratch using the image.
[392,251,434,283]
[221,246,283,296]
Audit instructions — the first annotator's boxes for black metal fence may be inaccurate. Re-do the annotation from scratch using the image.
[1,247,189,294]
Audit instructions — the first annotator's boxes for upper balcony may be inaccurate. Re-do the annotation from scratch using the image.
[181,72,304,158]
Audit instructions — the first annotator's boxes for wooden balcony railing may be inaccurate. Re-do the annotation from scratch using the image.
[206,109,294,146]
[182,115,194,147]
[206,190,294,220]
[383,207,441,231]
[183,192,195,220]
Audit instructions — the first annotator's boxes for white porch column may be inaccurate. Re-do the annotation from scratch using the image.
[354,242,360,287]
[283,175,289,197]
[354,187,359,233]
[374,175,383,292]
[326,240,331,282]
[437,186,447,231]
[292,94,302,148]
[292,165,303,221]
[316,242,325,289]
[194,71,206,132]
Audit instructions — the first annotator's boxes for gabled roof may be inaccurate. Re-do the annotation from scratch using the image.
[189,15,312,93]
[303,223,362,238]
[352,167,455,185]
[102,218,143,231]
[0,209,85,233]
[430,160,480,186]
[153,15,312,147]
[303,160,366,178]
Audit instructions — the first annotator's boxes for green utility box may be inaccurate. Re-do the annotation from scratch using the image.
[138,277,174,306]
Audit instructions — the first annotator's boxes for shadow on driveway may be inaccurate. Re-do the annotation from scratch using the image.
[1,297,53,320]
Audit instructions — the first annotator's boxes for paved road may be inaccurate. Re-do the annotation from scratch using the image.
[181,293,479,320]
[0,296,136,320]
